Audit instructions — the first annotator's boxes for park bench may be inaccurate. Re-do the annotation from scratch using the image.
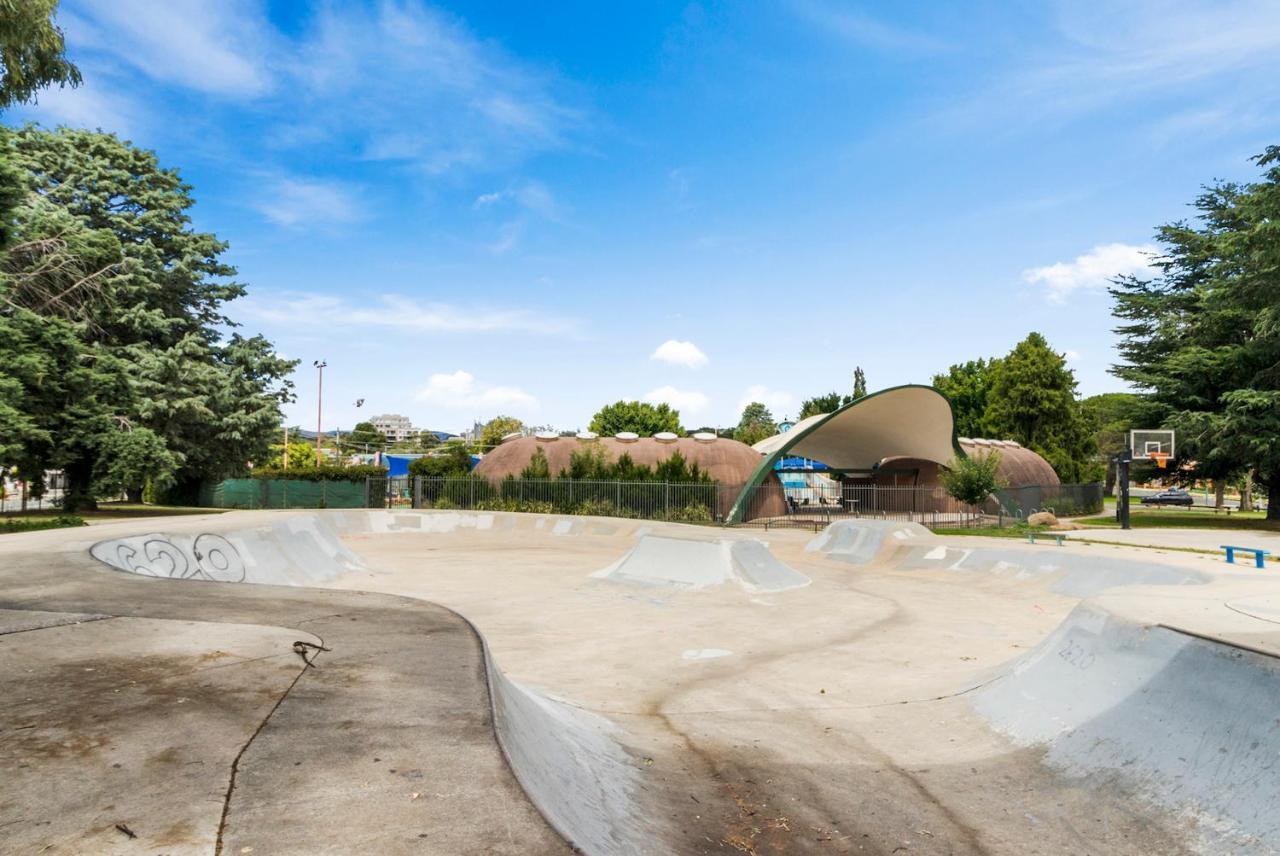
[1221,545,1270,569]
[1027,531,1069,546]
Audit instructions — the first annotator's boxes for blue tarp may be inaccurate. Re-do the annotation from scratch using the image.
[383,454,422,477]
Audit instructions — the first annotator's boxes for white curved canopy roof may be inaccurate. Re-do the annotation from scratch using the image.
[752,386,957,470]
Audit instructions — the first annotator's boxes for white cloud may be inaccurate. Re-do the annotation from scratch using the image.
[471,181,564,221]
[416,370,536,411]
[1022,243,1157,303]
[15,76,138,133]
[650,339,709,369]
[255,176,364,227]
[486,221,524,255]
[936,1,1280,131]
[285,3,581,174]
[238,293,573,335]
[642,386,709,415]
[737,385,798,419]
[791,0,948,54]
[1064,350,1082,362]
[66,0,273,97]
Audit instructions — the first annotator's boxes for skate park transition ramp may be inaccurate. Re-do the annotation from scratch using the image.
[2,510,1279,854]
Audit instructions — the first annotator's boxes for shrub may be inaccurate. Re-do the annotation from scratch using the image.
[250,465,388,482]
[939,452,1004,506]
[408,444,473,477]
[667,502,712,523]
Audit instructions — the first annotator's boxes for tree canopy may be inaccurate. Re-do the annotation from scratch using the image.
[343,421,387,452]
[1111,145,1280,518]
[933,335,1096,482]
[932,358,1000,438]
[588,400,683,436]
[0,0,80,108]
[407,442,474,478]
[984,333,1096,482]
[479,415,524,449]
[798,391,852,420]
[0,127,295,507]
[733,401,775,446]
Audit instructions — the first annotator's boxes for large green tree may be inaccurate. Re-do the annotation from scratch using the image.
[1080,392,1141,494]
[984,333,1096,482]
[733,402,775,446]
[0,127,295,507]
[588,401,683,436]
[1111,146,1280,519]
[0,0,80,108]
[479,415,524,449]
[932,358,1001,438]
[798,391,852,420]
[343,421,387,452]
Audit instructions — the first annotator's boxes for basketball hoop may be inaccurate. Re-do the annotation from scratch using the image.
[1151,452,1170,469]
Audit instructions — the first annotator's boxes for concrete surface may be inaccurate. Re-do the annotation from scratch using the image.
[4,510,1280,854]
[0,520,565,855]
[1068,524,1280,554]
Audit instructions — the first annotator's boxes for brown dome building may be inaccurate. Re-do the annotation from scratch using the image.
[474,435,787,520]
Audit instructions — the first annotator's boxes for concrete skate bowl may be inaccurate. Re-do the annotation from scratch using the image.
[79,511,1280,854]
[88,512,657,855]
[972,604,1280,853]
[805,518,1280,852]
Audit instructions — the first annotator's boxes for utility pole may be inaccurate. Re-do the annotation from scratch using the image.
[314,360,327,466]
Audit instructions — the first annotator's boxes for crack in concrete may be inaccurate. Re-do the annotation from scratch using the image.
[0,614,113,636]
[213,633,327,856]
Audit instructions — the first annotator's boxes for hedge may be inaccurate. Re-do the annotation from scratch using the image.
[249,465,388,482]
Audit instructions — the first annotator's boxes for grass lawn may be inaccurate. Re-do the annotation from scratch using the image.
[1076,508,1280,532]
[933,524,1037,540]
[0,515,88,534]
[1,503,225,526]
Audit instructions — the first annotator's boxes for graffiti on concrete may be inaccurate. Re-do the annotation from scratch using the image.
[101,533,247,583]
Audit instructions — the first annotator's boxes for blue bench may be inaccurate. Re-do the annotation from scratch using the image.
[1221,545,1271,569]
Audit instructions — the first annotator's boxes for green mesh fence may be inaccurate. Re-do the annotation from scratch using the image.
[199,478,385,509]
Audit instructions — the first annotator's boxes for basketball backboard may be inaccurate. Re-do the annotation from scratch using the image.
[1129,429,1175,461]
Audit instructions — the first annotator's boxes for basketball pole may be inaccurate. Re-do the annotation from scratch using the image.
[1116,449,1132,530]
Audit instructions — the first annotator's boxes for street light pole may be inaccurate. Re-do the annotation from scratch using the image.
[314,360,327,466]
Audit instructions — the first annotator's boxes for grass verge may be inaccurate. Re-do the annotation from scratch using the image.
[0,515,88,535]
[1076,509,1280,532]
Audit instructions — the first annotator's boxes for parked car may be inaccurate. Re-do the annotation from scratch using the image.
[1140,488,1194,506]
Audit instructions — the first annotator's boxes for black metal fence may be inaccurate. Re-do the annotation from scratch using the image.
[379,476,1104,528]
[404,477,721,523]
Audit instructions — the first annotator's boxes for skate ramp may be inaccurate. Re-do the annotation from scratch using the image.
[973,603,1280,852]
[892,542,1211,597]
[590,534,810,592]
[804,519,1212,597]
[90,514,364,585]
[89,511,651,856]
[804,519,932,564]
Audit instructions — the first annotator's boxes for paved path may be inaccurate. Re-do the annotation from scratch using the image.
[1072,525,1280,555]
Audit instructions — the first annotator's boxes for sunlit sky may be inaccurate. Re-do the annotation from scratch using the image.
[13,1,1280,432]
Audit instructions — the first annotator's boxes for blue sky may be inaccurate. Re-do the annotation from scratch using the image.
[12,1,1280,432]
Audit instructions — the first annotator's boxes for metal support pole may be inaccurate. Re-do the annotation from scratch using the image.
[1116,450,1132,530]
